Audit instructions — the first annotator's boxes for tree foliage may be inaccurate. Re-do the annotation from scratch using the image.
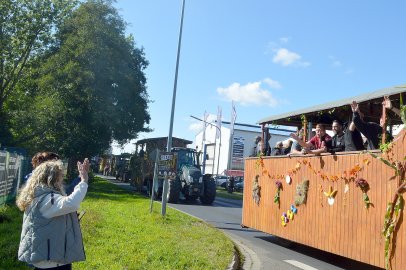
[2,0,151,160]
[0,0,77,113]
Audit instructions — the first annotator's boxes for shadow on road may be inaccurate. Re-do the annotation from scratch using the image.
[166,197,242,208]
[216,227,258,233]
[256,235,383,270]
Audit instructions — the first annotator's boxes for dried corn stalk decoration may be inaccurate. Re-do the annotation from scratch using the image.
[294,180,309,206]
[252,175,261,205]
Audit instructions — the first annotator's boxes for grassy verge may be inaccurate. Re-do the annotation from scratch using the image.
[0,205,30,270]
[216,188,243,200]
[1,177,234,270]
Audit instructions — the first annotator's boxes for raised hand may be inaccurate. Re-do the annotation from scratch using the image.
[290,132,299,141]
[382,96,392,109]
[77,158,89,183]
[351,101,359,112]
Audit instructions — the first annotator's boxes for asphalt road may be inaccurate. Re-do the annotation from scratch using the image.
[168,196,383,270]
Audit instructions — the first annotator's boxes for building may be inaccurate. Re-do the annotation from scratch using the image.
[195,121,293,177]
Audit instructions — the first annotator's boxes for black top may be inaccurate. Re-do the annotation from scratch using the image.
[326,133,345,153]
[352,112,382,150]
[343,128,365,151]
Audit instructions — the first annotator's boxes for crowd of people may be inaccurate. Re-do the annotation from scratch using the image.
[255,96,401,157]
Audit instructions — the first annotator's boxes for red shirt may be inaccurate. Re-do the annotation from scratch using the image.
[309,134,332,149]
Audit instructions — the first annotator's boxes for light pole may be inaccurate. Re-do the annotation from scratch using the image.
[190,115,221,177]
[162,0,186,217]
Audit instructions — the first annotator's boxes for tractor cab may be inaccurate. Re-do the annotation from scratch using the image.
[172,147,199,171]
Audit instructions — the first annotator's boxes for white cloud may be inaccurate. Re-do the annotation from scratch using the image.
[263,77,282,89]
[217,81,280,107]
[272,48,310,67]
[279,37,290,44]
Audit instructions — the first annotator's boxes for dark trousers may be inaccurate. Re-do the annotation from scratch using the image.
[35,264,72,270]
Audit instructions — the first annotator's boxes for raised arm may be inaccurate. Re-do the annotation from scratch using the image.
[383,96,401,117]
[290,133,309,148]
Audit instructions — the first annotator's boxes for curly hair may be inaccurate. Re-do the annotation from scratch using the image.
[31,152,60,169]
[16,160,65,211]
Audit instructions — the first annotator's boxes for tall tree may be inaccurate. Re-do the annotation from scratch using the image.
[9,0,151,159]
[0,0,77,113]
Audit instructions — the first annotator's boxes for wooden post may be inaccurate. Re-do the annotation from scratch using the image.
[382,103,387,145]
[261,124,265,154]
[303,116,308,142]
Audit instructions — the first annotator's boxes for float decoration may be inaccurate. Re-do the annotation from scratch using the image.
[274,181,283,207]
[355,178,373,209]
[324,186,338,206]
[294,180,309,206]
[285,175,292,184]
[252,175,261,205]
[281,204,298,227]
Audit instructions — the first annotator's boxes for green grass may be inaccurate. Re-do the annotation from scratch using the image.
[1,177,234,270]
[0,205,30,270]
[216,188,243,200]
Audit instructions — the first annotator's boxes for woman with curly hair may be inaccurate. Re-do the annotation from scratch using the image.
[16,158,89,270]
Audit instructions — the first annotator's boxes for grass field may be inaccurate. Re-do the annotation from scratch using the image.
[216,188,243,200]
[0,177,234,270]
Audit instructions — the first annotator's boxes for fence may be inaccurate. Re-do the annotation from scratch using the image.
[0,150,30,206]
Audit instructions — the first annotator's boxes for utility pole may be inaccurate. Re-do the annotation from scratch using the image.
[162,0,186,216]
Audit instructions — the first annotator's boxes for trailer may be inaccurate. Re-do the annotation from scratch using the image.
[242,85,405,270]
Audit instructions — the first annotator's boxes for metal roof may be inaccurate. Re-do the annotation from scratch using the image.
[136,137,192,145]
[258,84,406,126]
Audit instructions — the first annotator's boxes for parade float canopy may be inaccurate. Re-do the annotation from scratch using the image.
[258,84,406,128]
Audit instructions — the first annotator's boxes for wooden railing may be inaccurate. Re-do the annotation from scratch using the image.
[242,130,406,269]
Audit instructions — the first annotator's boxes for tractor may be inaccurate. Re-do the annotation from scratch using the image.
[155,147,216,205]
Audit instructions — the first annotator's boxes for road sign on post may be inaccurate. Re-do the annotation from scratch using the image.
[149,149,159,213]
[158,152,177,216]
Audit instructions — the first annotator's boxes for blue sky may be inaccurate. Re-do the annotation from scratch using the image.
[112,0,406,154]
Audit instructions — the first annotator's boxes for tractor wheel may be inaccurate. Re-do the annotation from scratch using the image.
[167,179,181,203]
[200,177,216,205]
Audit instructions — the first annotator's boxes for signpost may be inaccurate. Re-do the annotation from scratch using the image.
[149,150,177,216]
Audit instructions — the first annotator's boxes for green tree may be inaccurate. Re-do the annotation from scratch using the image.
[8,0,151,161]
[0,0,77,114]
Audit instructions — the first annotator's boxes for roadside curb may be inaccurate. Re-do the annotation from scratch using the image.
[226,234,262,270]
[226,245,241,270]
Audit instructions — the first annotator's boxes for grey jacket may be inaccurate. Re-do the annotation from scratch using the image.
[18,186,86,264]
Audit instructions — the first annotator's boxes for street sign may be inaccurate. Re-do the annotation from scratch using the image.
[157,152,177,179]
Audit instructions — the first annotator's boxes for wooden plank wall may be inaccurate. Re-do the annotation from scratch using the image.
[242,130,406,269]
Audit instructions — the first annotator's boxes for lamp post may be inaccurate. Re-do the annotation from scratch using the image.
[190,115,221,177]
[162,0,186,217]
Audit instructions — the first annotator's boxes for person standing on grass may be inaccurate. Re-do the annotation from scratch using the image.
[16,158,89,270]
